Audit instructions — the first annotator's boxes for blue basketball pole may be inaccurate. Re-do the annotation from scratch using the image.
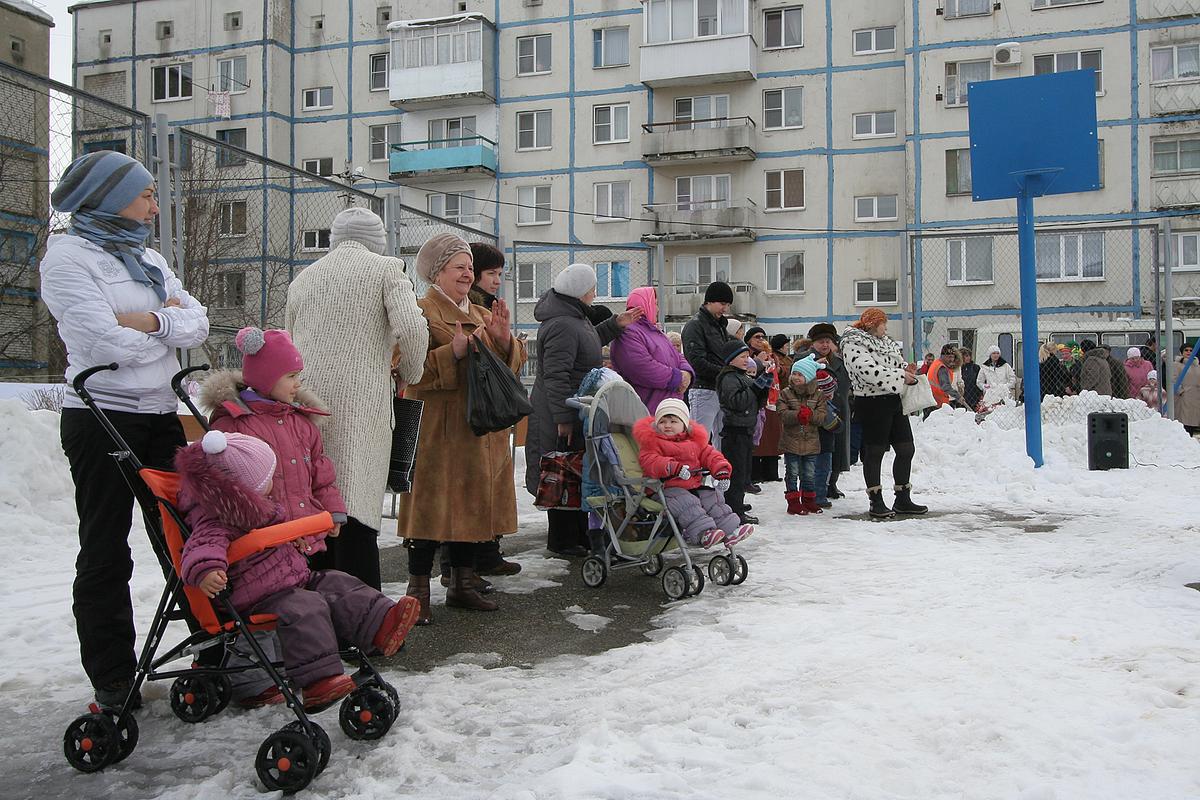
[1015,178,1046,468]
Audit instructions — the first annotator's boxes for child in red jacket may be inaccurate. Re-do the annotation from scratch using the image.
[633,398,754,549]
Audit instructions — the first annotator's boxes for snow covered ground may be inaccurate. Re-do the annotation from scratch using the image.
[3,397,1200,799]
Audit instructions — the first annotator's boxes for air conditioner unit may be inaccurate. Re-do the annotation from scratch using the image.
[993,42,1021,67]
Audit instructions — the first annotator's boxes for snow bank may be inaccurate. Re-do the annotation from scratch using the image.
[0,399,76,527]
[984,392,1158,430]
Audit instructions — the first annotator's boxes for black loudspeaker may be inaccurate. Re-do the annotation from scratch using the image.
[1087,412,1129,470]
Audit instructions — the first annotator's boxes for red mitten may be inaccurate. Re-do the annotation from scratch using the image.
[797,406,813,425]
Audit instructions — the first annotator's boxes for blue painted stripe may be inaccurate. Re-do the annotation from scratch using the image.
[758,59,905,79]
[0,137,49,157]
[497,84,644,103]
[905,16,1200,55]
[496,8,640,30]
[498,161,648,179]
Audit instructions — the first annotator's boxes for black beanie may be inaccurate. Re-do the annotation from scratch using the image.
[703,281,734,304]
[770,333,790,353]
[743,326,766,345]
[807,323,839,343]
[720,339,750,365]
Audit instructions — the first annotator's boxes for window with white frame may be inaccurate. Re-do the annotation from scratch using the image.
[218,200,247,237]
[765,168,804,210]
[763,6,802,49]
[947,328,977,352]
[1173,232,1200,271]
[763,87,803,129]
[394,18,483,69]
[945,60,990,106]
[765,251,804,293]
[595,261,631,299]
[946,148,972,195]
[1152,137,1200,176]
[428,191,476,223]
[302,157,334,178]
[675,254,731,287]
[217,271,246,308]
[1033,49,1103,94]
[517,34,552,76]
[855,278,898,305]
[302,86,334,111]
[215,128,247,166]
[429,116,476,149]
[676,174,731,211]
[852,110,896,139]
[854,195,898,222]
[517,185,552,225]
[593,104,630,144]
[644,0,747,43]
[944,0,991,18]
[517,260,551,300]
[369,53,389,91]
[1152,43,1200,83]
[516,110,553,151]
[852,26,895,56]
[369,123,401,162]
[151,63,192,101]
[302,229,331,251]
[593,27,630,67]
[217,56,247,94]
[1033,0,1101,7]
[594,181,630,221]
[674,95,730,129]
[946,237,994,285]
[1035,231,1104,281]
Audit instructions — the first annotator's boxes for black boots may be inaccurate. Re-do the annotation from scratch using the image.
[446,567,499,612]
[867,486,895,519]
[476,538,522,576]
[892,484,928,515]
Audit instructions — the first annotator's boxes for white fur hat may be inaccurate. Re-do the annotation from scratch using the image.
[552,262,597,299]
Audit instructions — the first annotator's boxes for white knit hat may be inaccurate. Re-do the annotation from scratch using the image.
[654,398,691,431]
[553,262,597,299]
[988,345,1002,356]
[1127,346,1142,359]
[330,207,387,254]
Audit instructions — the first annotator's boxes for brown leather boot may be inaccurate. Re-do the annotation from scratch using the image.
[406,575,433,625]
[445,567,498,612]
[439,571,495,594]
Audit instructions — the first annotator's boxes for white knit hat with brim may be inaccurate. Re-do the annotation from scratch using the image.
[330,206,387,254]
[553,262,597,299]
[654,398,691,431]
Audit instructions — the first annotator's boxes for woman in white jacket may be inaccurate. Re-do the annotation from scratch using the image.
[40,150,209,709]
[977,345,1017,406]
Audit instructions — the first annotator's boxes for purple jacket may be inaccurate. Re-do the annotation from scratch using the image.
[176,443,314,612]
[610,318,695,413]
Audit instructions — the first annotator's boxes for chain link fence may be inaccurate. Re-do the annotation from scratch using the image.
[384,195,498,298]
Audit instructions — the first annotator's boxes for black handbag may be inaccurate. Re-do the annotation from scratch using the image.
[466,338,532,436]
[388,395,424,493]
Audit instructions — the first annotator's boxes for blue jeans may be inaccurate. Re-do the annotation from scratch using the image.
[688,388,724,448]
[849,421,863,465]
[813,451,833,504]
[784,453,817,494]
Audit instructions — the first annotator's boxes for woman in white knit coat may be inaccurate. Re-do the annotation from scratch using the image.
[285,207,428,590]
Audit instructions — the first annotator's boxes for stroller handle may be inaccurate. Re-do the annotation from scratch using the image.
[73,362,119,395]
[171,365,212,433]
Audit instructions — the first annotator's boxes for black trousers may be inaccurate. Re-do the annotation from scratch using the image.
[306,516,381,590]
[60,407,187,689]
[546,509,589,552]
[440,538,505,576]
[408,539,479,576]
[721,427,754,515]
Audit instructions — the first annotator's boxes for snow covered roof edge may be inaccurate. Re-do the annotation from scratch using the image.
[0,0,55,26]
[387,12,489,31]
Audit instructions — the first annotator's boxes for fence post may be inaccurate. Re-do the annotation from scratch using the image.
[900,232,913,362]
[384,193,398,257]
[153,113,174,274]
[1164,218,1176,421]
[656,243,666,329]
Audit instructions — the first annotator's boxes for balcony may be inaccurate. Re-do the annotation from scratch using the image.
[641,203,757,245]
[642,117,756,165]
[389,135,498,181]
[662,281,755,319]
[392,212,496,255]
[1151,81,1200,115]
[640,33,757,87]
[388,14,495,108]
[1142,0,1200,20]
[1153,175,1200,209]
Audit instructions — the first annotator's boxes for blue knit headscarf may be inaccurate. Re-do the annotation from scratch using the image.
[52,150,166,301]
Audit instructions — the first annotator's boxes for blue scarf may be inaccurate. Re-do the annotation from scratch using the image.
[69,209,167,302]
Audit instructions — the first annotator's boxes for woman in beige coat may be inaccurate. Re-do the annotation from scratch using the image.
[1176,343,1200,435]
[398,233,526,624]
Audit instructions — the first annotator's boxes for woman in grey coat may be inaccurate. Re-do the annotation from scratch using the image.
[524,263,641,556]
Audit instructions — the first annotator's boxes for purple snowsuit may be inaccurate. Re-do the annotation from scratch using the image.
[610,317,695,414]
[663,487,743,545]
[176,443,394,687]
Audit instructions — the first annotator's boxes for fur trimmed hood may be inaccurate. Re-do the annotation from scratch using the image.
[200,369,329,421]
[174,440,282,532]
[632,415,710,448]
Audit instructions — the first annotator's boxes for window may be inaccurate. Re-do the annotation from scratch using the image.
[855,279,898,305]
[765,252,804,293]
[947,328,977,352]
[593,104,630,144]
[312,15,325,31]
[675,254,731,287]
[944,0,991,18]
[517,34,552,76]
[676,174,731,211]
[150,133,192,169]
[0,230,34,264]
[429,116,476,149]
[1152,137,1200,176]
[1034,50,1103,94]
[854,195,898,222]
[302,86,334,110]
[763,87,803,129]
[517,185,552,225]
[1034,0,1101,6]
[302,157,334,178]
[9,36,24,64]
[593,27,629,67]
[99,30,112,46]
[674,95,730,129]
[82,139,126,155]
[151,63,193,102]
[428,191,476,223]
[369,53,389,90]
[218,200,248,237]
[369,123,402,161]
[852,26,895,55]
[644,0,747,43]
[852,110,896,139]
[1172,232,1200,271]
[395,18,483,69]
[516,110,553,151]
[217,56,248,94]
[765,169,804,210]
[1035,232,1104,281]
[302,229,332,251]
[215,128,247,166]
[945,60,990,106]
[224,12,242,31]
[1152,44,1200,83]
[946,237,994,285]
[377,5,392,26]
[517,260,551,300]
[594,181,630,221]
[764,7,803,49]
[156,20,173,39]
[218,272,246,308]
[595,261,631,299]
[945,148,972,195]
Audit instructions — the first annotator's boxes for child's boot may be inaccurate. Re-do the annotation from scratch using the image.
[801,491,824,514]
[302,674,355,712]
[235,685,284,710]
[700,529,725,548]
[784,491,806,515]
[406,575,433,625]
[867,486,895,518]
[372,596,422,657]
[892,483,928,515]
[725,524,754,547]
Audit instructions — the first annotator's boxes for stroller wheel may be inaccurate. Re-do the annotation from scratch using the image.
[688,566,705,596]
[170,676,219,723]
[378,680,401,714]
[210,674,233,715]
[339,686,396,741]
[63,712,121,773]
[708,555,734,586]
[282,721,330,775]
[580,556,608,588]
[639,553,664,577]
[256,728,320,794]
[730,555,749,586]
[661,566,689,601]
[107,710,139,765]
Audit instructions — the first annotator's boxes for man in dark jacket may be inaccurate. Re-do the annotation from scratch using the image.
[681,281,734,445]
[1106,347,1131,399]
[1079,340,1112,395]
[806,323,852,499]
[717,339,762,524]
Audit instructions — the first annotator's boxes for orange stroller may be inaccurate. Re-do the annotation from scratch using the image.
[61,364,401,793]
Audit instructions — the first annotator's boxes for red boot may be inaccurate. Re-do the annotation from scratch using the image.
[302,674,355,712]
[785,491,807,515]
[372,596,421,657]
[801,491,824,514]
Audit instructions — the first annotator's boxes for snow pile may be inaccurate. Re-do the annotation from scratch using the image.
[983,392,1158,430]
[0,399,76,526]
[562,605,612,632]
